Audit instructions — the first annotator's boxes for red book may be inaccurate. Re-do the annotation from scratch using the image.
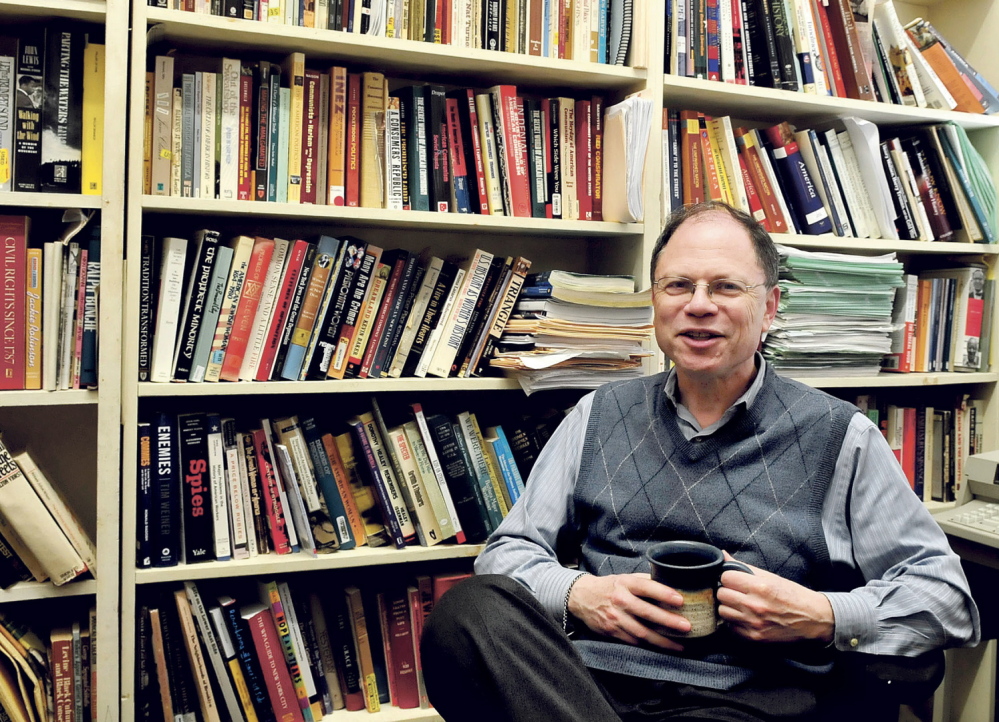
[591,95,603,221]
[386,588,420,708]
[255,239,309,381]
[679,110,705,205]
[221,236,275,381]
[241,604,306,722]
[812,0,847,98]
[301,69,321,205]
[706,0,721,80]
[733,127,788,232]
[238,65,254,200]
[902,407,917,489]
[559,0,571,58]
[432,572,471,604]
[345,73,362,208]
[462,89,490,214]
[252,428,293,554]
[406,584,429,708]
[574,100,593,221]
[488,85,531,218]
[823,0,875,101]
[0,215,27,390]
[73,249,88,390]
[50,628,74,722]
[738,154,770,231]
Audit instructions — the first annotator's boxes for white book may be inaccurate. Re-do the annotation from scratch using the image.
[42,242,64,391]
[274,443,313,554]
[388,425,444,545]
[150,237,189,383]
[475,94,505,215]
[836,130,882,239]
[236,432,259,557]
[719,0,735,81]
[414,267,466,377]
[410,404,464,542]
[219,58,240,201]
[220,419,249,560]
[151,55,174,196]
[813,135,855,237]
[824,130,871,239]
[184,582,246,722]
[273,417,322,513]
[0,438,86,585]
[205,235,254,383]
[402,420,456,541]
[13,449,97,576]
[888,138,933,241]
[572,0,590,61]
[206,415,231,561]
[277,581,318,697]
[240,237,290,381]
[317,0,329,28]
[426,249,493,378]
[171,86,183,197]
[200,71,217,200]
[58,243,80,391]
[387,256,443,378]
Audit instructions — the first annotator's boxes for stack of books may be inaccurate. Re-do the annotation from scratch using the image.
[145,55,611,221]
[661,112,998,243]
[491,270,653,393]
[146,0,633,65]
[137,399,565,567]
[665,0,999,114]
[0,28,105,195]
[762,245,905,376]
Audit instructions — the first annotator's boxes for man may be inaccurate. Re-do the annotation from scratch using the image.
[421,202,980,721]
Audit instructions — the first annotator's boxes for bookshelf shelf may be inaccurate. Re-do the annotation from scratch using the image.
[0,579,98,604]
[146,8,648,91]
[663,75,999,130]
[136,377,522,397]
[0,191,103,210]
[0,0,106,21]
[776,234,999,255]
[0,390,98,407]
[796,372,999,389]
[140,196,642,236]
[331,707,442,721]
[134,543,486,584]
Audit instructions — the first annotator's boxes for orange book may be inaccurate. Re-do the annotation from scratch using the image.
[733,127,789,233]
[906,28,985,114]
[811,0,847,98]
[327,66,348,205]
[914,278,933,372]
[679,110,704,205]
[823,0,876,101]
[698,115,726,203]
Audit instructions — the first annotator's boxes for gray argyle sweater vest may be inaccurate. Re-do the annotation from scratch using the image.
[570,367,859,688]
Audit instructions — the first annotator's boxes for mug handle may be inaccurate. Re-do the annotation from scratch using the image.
[721,560,754,575]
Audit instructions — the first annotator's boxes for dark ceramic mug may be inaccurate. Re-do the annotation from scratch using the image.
[646,540,753,638]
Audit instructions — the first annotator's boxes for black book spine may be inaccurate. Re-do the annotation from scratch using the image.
[138,234,157,382]
[762,0,798,90]
[136,607,163,722]
[254,62,271,201]
[173,230,220,380]
[523,98,547,218]
[452,256,507,377]
[328,589,362,700]
[40,27,83,193]
[425,413,489,543]
[307,239,367,379]
[548,97,562,218]
[153,412,180,567]
[903,135,953,242]
[158,596,200,717]
[403,260,459,377]
[178,412,213,563]
[744,0,777,88]
[13,30,45,192]
[424,0,437,41]
[273,242,317,376]
[879,141,919,241]
[223,0,241,16]
[243,0,256,19]
[137,422,153,568]
[0,529,33,588]
[222,600,277,722]
[428,85,450,212]
[369,251,420,378]
[348,418,406,548]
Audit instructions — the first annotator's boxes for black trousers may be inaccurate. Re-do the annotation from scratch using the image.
[420,574,840,722]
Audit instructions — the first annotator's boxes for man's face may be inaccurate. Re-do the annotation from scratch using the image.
[652,213,779,383]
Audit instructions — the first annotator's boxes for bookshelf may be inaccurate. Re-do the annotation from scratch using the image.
[104,0,998,721]
[0,0,126,721]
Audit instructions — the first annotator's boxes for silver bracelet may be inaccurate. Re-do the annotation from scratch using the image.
[563,573,588,631]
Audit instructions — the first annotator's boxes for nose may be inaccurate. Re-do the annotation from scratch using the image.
[684,284,717,313]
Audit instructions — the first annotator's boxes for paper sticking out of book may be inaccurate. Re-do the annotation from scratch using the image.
[602,94,654,223]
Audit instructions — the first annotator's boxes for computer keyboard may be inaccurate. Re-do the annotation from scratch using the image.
[935,499,999,548]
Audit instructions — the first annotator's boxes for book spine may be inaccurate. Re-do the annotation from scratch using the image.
[13,31,45,192]
[177,412,214,563]
[0,216,26,389]
[153,413,181,566]
[252,428,293,554]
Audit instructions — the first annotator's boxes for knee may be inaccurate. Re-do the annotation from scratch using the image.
[422,574,531,656]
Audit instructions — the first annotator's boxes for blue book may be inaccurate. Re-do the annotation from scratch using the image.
[936,126,996,244]
[189,244,232,383]
[152,412,180,567]
[300,416,357,550]
[79,229,101,388]
[451,422,500,533]
[280,235,343,380]
[221,598,275,722]
[764,126,832,235]
[598,0,609,62]
[490,425,526,503]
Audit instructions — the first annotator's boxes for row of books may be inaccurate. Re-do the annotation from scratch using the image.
[664,0,999,115]
[884,266,993,375]
[142,228,532,385]
[138,573,470,722]
[856,393,985,503]
[0,432,97,589]
[146,0,633,65]
[0,214,101,392]
[0,28,105,195]
[145,54,610,221]
[137,399,561,567]
[0,607,97,722]
[662,111,998,243]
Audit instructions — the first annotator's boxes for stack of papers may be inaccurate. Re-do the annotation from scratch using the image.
[602,95,654,223]
[491,271,653,393]
[762,246,905,376]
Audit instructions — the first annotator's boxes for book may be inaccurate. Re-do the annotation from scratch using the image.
[13,31,45,192]
[218,236,276,382]
[423,413,489,543]
[0,216,27,390]
[177,412,214,563]
[174,588,223,722]
[344,586,380,712]
[241,603,305,722]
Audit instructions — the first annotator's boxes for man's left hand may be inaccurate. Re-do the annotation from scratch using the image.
[716,553,835,644]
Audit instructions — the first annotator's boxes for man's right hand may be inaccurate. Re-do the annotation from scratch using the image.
[567,573,690,652]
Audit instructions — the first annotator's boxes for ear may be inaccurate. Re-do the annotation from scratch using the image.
[761,284,780,332]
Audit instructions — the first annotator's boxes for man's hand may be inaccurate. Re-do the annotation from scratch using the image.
[567,573,690,652]
[716,554,835,644]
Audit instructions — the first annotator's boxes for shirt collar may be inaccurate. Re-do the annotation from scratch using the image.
[664,353,767,439]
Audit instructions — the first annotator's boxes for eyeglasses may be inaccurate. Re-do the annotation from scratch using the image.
[652,276,763,301]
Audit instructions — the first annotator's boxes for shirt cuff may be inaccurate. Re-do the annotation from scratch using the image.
[823,591,879,652]
[534,566,590,623]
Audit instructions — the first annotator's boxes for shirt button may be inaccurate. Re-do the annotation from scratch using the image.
[850,638,859,648]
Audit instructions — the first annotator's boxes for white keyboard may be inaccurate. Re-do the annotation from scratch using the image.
[935,499,999,548]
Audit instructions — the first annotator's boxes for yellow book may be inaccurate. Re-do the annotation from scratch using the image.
[25,249,41,390]
[468,412,510,516]
[282,53,305,203]
[703,117,735,206]
[359,72,386,208]
[81,43,105,196]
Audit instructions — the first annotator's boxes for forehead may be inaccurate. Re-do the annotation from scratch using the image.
[656,213,762,278]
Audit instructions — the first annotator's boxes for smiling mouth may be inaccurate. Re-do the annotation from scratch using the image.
[681,331,722,340]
